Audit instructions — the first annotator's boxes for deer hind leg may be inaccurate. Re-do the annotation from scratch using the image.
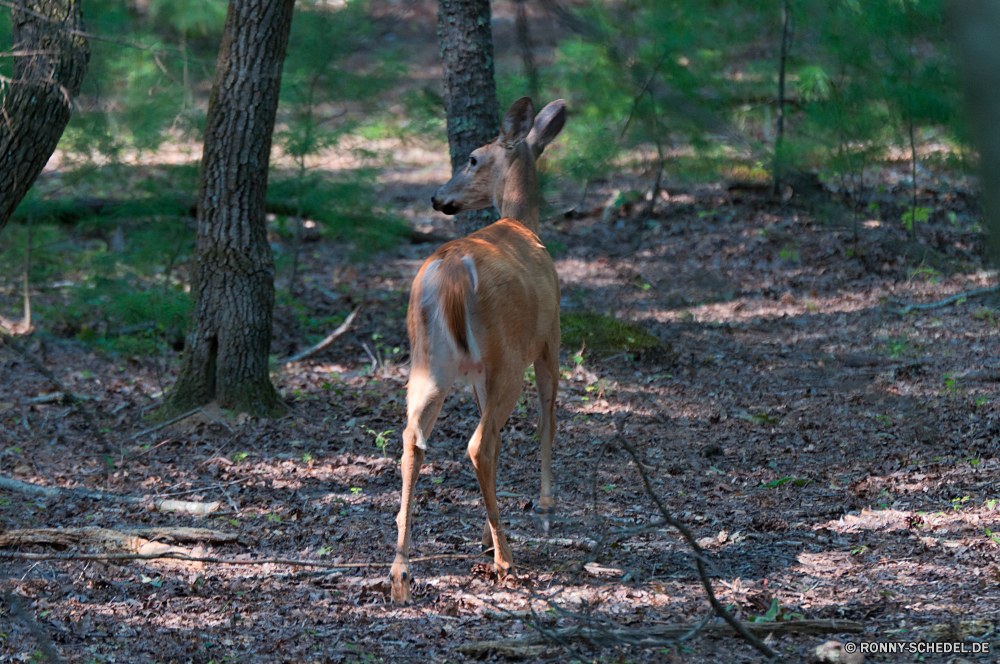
[533,344,559,534]
[468,368,522,576]
[391,367,453,605]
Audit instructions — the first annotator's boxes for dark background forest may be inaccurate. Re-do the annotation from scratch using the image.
[1,0,999,661]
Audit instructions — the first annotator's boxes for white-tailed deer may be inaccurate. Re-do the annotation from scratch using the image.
[390,97,567,604]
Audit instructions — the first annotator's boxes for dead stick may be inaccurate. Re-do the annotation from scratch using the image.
[128,407,201,441]
[616,425,780,660]
[0,549,485,568]
[283,306,359,364]
[2,587,64,664]
[0,331,115,467]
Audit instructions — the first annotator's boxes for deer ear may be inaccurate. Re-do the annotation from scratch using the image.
[528,99,567,158]
[499,97,535,148]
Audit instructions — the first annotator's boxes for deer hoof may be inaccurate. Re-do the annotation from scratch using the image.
[390,561,412,605]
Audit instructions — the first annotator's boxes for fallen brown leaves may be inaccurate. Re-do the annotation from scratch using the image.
[2,159,999,663]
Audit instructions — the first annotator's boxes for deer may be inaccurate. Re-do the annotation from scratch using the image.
[390,97,567,604]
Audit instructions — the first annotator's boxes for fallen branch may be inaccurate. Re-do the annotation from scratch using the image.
[282,306,360,364]
[615,418,780,660]
[0,331,115,465]
[458,619,863,657]
[0,475,220,516]
[887,283,999,314]
[0,549,484,568]
[0,526,238,551]
[128,407,201,440]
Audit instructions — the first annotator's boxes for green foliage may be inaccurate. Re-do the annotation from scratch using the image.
[503,0,964,190]
[2,169,196,355]
[560,312,660,352]
[901,205,931,232]
[278,0,400,155]
[62,0,227,156]
[267,172,409,258]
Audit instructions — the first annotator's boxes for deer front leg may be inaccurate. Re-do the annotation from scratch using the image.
[533,350,558,533]
[468,379,520,576]
[469,424,513,575]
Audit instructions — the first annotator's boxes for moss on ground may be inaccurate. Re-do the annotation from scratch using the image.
[560,311,660,351]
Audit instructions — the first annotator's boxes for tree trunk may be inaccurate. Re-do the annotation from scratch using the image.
[167,0,296,417]
[950,0,1000,266]
[513,0,539,108]
[437,0,501,236]
[0,0,90,232]
[772,0,791,195]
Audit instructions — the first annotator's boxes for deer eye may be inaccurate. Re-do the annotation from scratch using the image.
[469,156,478,167]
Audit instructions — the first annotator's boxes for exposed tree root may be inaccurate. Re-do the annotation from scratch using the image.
[887,283,999,314]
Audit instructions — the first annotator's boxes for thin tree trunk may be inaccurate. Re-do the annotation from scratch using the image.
[906,9,919,241]
[438,0,501,236]
[0,0,90,232]
[513,0,539,108]
[951,0,1000,266]
[772,0,791,195]
[167,0,296,417]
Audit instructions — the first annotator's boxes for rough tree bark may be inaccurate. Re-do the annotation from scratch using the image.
[437,0,500,236]
[167,0,296,417]
[950,0,1000,266]
[0,0,90,232]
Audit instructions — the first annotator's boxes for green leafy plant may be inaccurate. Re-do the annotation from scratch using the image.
[361,425,395,458]
[901,205,932,233]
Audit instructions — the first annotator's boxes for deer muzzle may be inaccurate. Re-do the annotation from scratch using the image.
[431,194,461,215]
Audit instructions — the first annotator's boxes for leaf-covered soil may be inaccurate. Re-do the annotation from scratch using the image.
[2,151,999,664]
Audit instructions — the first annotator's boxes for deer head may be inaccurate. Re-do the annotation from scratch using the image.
[431,97,567,234]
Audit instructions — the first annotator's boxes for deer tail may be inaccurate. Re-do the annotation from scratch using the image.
[420,254,479,357]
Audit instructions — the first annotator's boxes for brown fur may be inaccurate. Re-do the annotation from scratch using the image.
[391,98,567,605]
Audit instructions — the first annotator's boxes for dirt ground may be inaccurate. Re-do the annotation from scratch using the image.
[2,143,1000,664]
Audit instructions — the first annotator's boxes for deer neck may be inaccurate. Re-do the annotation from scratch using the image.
[493,144,540,235]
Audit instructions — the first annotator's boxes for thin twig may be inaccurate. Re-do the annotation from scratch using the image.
[128,407,201,441]
[283,306,360,364]
[619,52,669,141]
[0,331,115,467]
[615,419,780,660]
[0,549,485,569]
[887,284,999,314]
[2,587,64,664]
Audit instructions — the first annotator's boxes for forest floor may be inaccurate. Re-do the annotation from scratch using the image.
[2,146,1000,663]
